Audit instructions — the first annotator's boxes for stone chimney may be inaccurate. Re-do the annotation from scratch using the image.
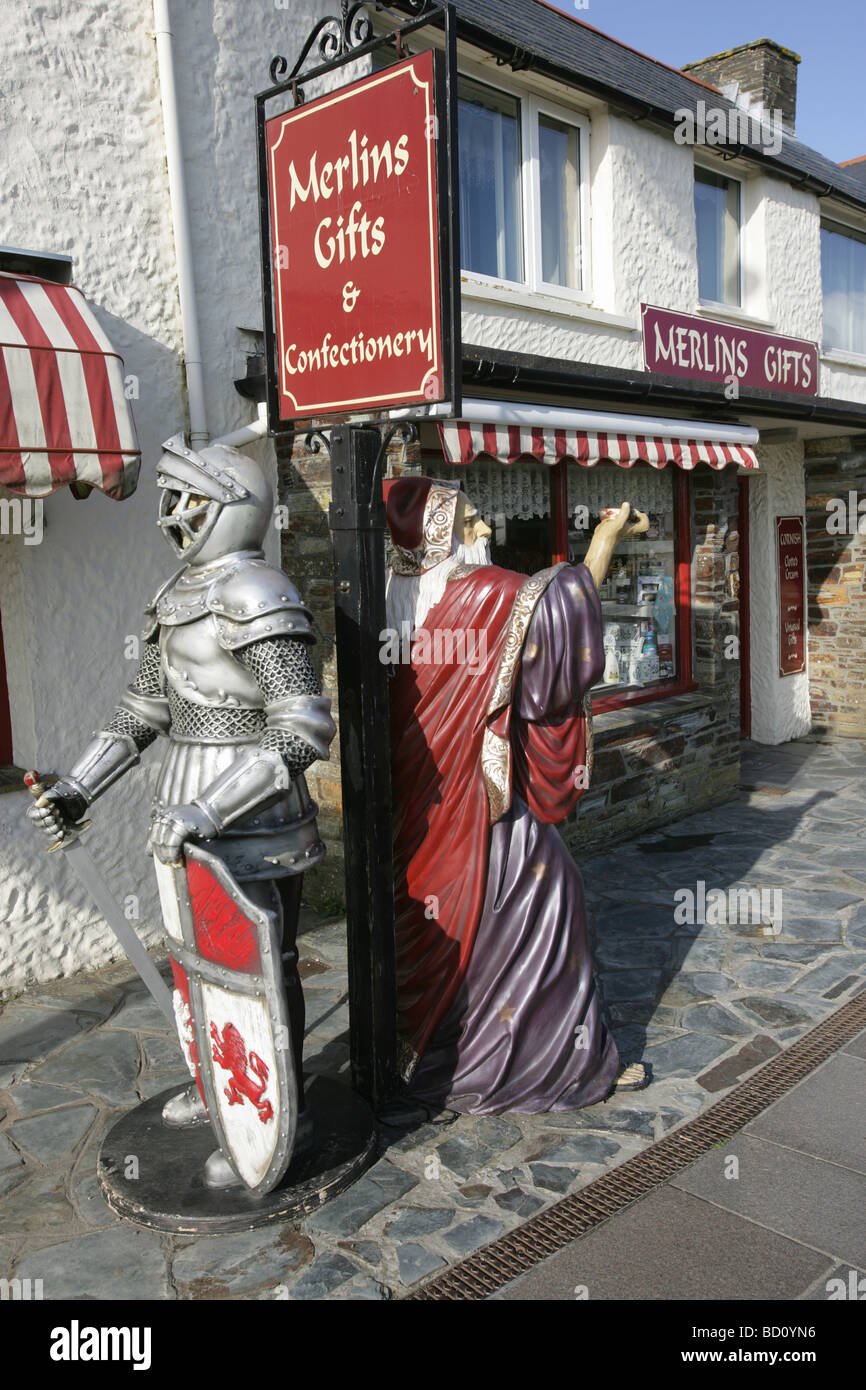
[682,38,801,134]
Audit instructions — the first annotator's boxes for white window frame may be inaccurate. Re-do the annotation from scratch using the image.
[820,216,866,356]
[457,67,592,306]
[693,159,744,311]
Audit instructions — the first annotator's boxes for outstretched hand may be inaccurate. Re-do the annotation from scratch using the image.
[583,502,650,590]
[598,501,650,541]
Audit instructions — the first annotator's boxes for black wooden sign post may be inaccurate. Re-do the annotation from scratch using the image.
[256,1,460,1113]
[329,426,398,1108]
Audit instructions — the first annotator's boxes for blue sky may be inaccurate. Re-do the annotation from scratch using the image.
[547,0,865,164]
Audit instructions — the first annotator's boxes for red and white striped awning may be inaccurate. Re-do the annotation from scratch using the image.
[439,421,759,471]
[0,273,140,500]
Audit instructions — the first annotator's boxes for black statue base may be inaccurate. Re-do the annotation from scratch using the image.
[97,1075,377,1234]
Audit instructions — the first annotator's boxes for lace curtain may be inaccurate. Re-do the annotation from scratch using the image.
[422,459,551,520]
[398,458,674,523]
[566,462,673,519]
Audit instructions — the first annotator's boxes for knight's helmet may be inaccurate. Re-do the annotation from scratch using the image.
[156,434,273,565]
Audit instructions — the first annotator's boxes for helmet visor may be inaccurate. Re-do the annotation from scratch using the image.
[157,479,220,556]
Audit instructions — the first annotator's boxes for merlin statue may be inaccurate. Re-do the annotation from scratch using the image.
[28,435,336,1193]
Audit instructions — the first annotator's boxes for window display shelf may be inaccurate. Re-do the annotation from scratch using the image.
[601,602,657,619]
[569,539,675,556]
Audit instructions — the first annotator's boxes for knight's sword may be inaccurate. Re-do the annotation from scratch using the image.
[24,772,176,1027]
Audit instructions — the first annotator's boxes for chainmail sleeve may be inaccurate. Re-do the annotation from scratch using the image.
[104,639,167,753]
[237,637,334,780]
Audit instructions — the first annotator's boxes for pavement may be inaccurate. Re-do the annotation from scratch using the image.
[494,1027,866,1301]
[1,733,865,1301]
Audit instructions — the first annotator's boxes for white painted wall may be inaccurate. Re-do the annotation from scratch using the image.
[0,0,319,992]
[747,442,812,745]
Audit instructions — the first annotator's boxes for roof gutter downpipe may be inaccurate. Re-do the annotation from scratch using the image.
[153,0,208,449]
[210,401,269,449]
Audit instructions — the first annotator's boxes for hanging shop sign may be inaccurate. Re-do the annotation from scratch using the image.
[777,515,806,677]
[261,49,453,423]
[642,304,818,397]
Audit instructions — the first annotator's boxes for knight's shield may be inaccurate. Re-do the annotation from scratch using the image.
[154,843,297,1194]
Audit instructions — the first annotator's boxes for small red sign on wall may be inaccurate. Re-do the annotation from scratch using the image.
[264,51,445,420]
[777,515,806,677]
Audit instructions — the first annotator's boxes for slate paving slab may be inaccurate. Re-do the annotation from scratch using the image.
[0,1007,93,1066]
[444,1214,503,1255]
[173,1226,314,1298]
[0,1131,22,1166]
[384,1206,454,1239]
[307,1159,418,1236]
[9,1105,96,1164]
[397,1242,446,1285]
[9,1081,88,1114]
[2,1172,78,1237]
[682,1002,753,1037]
[338,1239,381,1265]
[642,1032,732,1077]
[737,995,817,1029]
[734,960,805,989]
[106,992,173,1033]
[435,1116,522,1179]
[288,1252,360,1300]
[13,1226,170,1300]
[527,1133,621,1165]
[528,1163,576,1193]
[28,1030,141,1105]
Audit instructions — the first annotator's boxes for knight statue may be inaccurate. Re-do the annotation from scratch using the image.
[27,434,336,1194]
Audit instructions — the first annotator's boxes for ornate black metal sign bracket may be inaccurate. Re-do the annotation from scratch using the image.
[256,0,462,433]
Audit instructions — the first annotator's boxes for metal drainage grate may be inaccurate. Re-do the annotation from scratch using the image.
[407,990,866,1301]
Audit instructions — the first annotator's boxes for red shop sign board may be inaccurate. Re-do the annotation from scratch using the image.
[777,515,806,677]
[264,51,446,420]
[642,304,818,396]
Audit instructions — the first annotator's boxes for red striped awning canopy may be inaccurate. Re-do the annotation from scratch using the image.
[439,421,759,471]
[0,272,140,500]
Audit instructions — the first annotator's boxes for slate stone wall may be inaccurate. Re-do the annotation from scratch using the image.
[804,435,866,736]
[564,467,742,859]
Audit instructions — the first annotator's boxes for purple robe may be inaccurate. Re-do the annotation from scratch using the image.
[408,563,620,1114]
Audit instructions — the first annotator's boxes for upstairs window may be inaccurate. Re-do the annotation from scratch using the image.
[458,77,589,299]
[694,166,741,306]
[821,220,866,355]
[458,79,524,283]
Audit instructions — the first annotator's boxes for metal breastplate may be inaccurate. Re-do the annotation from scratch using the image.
[160,617,261,711]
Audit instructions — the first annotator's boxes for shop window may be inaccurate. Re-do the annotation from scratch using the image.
[821,219,866,355]
[695,166,741,307]
[458,79,524,283]
[458,76,589,299]
[421,452,694,712]
[567,463,680,700]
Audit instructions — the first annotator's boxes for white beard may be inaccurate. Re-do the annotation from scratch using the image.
[385,535,492,634]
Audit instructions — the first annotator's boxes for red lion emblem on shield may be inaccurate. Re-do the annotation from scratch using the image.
[210,1021,274,1124]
